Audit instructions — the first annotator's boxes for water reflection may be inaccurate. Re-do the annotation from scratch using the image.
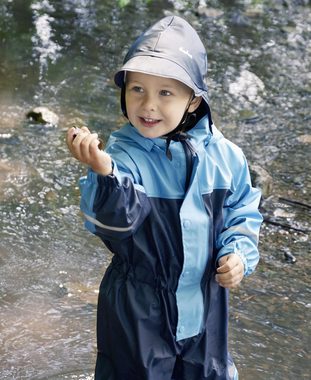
[0,288,96,379]
[0,200,110,379]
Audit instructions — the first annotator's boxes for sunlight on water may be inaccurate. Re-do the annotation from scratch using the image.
[31,1,62,79]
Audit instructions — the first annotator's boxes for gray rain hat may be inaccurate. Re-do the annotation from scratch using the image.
[114,16,209,107]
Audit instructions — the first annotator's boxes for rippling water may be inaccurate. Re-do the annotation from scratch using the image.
[0,0,310,379]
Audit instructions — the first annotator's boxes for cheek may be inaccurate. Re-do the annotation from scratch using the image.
[125,97,136,115]
[166,104,186,124]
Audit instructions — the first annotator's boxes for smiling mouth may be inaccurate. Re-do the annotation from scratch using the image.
[139,116,161,126]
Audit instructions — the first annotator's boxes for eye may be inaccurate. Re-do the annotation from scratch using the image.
[131,86,144,93]
[160,89,172,96]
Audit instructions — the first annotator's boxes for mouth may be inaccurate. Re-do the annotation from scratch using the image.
[139,116,161,127]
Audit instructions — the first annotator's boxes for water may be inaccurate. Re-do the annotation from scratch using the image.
[0,1,310,379]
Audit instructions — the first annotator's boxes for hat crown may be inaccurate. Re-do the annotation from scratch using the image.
[116,16,208,97]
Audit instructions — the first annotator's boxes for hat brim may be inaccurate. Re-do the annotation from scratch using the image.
[114,55,204,97]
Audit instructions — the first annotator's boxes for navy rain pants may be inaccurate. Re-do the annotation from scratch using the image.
[94,257,234,380]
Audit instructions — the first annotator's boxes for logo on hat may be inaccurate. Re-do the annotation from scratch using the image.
[179,46,193,59]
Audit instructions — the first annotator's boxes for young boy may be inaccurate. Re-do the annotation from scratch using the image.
[67,16,262,380]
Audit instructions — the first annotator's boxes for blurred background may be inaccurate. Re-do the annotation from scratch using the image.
[0,0,310,379]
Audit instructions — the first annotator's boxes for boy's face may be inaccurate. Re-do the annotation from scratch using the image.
[125,72,201,139]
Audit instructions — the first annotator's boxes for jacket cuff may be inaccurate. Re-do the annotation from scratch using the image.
[86,160,121,183]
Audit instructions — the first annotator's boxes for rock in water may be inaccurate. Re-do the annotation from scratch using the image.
[283,250,297,264]
[26,106,59,126]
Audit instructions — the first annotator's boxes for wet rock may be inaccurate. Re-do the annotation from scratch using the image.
[44,189,58,202]
[245,5,264,17]
[281,25,297,34]
[230,10,251,27]
[197,6,224,19]
[273,208,295,219]
[64,117,86,129]
[287,30,305,48]
[238,109,262,123]
[26,106,59,126]
[249,164,273,198]
[293,175,304,187]
[228,70,265,105]
[56,283,69,297]
[238,109,257,120]
[283,249,297,264]
[297,134,311,144]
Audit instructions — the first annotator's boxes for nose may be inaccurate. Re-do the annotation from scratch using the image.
[141,92,156,111]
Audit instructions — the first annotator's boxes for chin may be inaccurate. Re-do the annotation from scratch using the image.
[143,132,161,139]
[136,128,162,139]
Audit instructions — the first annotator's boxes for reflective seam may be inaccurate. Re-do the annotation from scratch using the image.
[83,213,133,232]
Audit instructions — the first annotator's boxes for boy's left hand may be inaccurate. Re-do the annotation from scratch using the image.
[216,254,244,288]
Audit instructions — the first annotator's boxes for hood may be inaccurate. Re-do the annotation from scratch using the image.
[114,15,210,108]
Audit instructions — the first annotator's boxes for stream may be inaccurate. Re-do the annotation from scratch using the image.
[0,1,310,379]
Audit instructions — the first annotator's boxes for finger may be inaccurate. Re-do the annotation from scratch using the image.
[225,254,245,276]
[217,254,241,273]
[218,255,229,267]
[80,126,90,133]
[71,128,89,146]
[89,135,104,153]
[217,276,242,288]
[67,126,76,140]
[66,127,78,150]
[216,262,243,281]
[67,130,89,162]
[216,273,243,288]
[221,274,243,288]
[79,133,98,162]
[217,255,233,273]
[71,128,91,151]
[216,265,244,288]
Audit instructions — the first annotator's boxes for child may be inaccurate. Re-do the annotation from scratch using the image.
[67,15,262,380]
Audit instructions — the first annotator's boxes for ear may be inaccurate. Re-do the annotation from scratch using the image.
[188,96,202,113]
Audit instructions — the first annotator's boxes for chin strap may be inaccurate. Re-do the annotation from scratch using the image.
[164,121,196,161]
[164,93,196,157]
[165,130,196,190]
[121,85,127,118]
[163,94,197,190]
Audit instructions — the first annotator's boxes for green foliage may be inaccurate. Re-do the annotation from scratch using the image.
[118,0,152,7]
[118,0,131,7]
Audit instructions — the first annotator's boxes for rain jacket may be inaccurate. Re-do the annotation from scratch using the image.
[79,15,262,380]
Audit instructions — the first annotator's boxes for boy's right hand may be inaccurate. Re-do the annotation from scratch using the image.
[66,126,113,176]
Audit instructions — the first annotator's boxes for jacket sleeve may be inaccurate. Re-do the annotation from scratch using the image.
[79,151,151,241]
[216,153,263,276]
